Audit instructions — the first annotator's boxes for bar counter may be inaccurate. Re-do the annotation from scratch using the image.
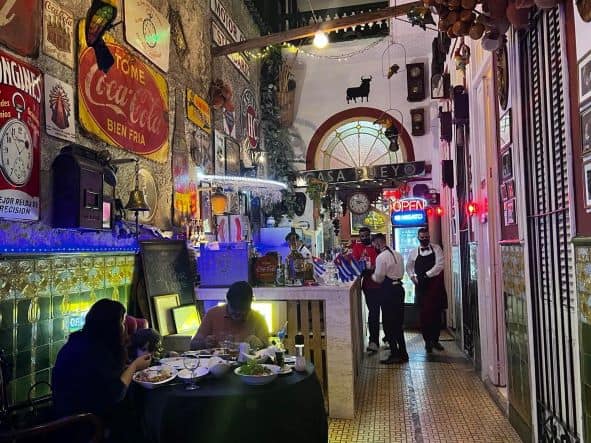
[196,281,363,419]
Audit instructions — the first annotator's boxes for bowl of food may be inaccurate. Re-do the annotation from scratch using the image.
[133,365,177,389]
[234,362,280,385]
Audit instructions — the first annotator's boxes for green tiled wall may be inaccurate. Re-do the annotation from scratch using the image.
[575,244,591,442]
[0,254,135,406]
[501,244,532,441]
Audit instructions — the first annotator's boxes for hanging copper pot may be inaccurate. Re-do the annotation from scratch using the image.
[469,22,486,39]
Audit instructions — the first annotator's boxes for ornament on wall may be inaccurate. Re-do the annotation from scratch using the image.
[410,108,426,136]
[0,0,40,57]
[168,7,188,57]
[84,0,119,73]
[406,63,425,102]
[495,42,509,111]
[374,109,404,152]
[454,40,470,73]
[44,75,75,142]
[346,76,372,104]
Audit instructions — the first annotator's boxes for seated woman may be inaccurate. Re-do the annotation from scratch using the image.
[52,299,151,435]
[190,281,269,350]
[127,328,161,360]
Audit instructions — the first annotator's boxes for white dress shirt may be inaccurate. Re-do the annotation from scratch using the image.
[405,244,444,278]
[372,248,405,284]
[298,244,313,263]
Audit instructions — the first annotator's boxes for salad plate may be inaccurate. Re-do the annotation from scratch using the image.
[133,365,177,389]
[234,363,280,385]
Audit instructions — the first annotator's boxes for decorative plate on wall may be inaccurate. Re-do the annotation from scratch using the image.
[577,0,591,22]
[496,44,509,111]
[138,168,158,224]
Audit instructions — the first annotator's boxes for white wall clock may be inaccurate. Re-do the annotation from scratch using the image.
[348,191,370,215]
[0,92,33,187]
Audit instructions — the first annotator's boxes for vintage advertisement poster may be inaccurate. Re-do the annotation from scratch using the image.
[123,0,170,72]
[0,49,42,220]
[78,21,170,163]
[44,74,75,142]
[186,89,211,133]
[211,20,250,81]
[222,109,236,139]
[0,0,41,57]
[172,150,197,225]
[187,123,213,174]
[42,0,74,68]
[241,88,259,149]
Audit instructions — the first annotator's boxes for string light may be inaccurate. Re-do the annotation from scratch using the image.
[313,30,329,48]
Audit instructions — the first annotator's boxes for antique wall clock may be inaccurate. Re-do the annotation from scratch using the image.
[406,63,426,102]
[0,92,33,186]
[348,191,371,214]
[495,43,509,111]
[410,108,425,136]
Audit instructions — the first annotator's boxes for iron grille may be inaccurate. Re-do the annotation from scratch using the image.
[520,6,579,442]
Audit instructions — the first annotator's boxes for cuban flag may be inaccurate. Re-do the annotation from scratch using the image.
[312,256,326,278]
[334,253,365,282]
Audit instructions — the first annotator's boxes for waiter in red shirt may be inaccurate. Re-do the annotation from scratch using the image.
[351,227,381,353]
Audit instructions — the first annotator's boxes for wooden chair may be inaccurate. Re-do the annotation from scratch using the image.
[0,412,104,442]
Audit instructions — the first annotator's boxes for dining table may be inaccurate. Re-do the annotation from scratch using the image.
[130,362,328,443]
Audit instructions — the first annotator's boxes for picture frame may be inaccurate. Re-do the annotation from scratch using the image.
[214,130,225,175]
[506,179,515,199]
[501,149,513,180]
[581,105,591,154]
[431,73,449,99]
[153,293,180,336]
[580,50,591,106]
[503,199,516,226]
[189,126,213,173]
[224,137,241,175]
[584,157,591,210]
[500,183,507,201]
[499,110,512,148]
[349,210,388,236]
[200,187,213,233]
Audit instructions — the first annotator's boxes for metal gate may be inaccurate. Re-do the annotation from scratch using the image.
[519,6,579,441]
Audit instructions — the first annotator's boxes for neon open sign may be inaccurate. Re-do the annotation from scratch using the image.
[390,198,427,213]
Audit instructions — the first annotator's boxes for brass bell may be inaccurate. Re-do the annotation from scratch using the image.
[125,189,150,212]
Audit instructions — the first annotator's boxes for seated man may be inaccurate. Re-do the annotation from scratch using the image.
[190,281,269,350]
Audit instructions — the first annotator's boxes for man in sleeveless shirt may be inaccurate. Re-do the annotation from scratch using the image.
[406,228,447,353]
[371,233,408,364]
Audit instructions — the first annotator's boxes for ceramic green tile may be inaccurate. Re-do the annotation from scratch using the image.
[12,374,33,405]
[33,344,50,372]
[16,325,32,351]
[14,350,32,378]
[0,299,15,329]
[35,320,51,347]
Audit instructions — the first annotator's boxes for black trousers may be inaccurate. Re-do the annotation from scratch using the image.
[381,285,406,354]
[363,287,382,345]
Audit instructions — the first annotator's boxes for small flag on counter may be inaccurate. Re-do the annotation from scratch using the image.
[312,256,326,278]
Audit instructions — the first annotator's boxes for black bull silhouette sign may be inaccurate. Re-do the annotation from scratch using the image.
[346,76,372,103]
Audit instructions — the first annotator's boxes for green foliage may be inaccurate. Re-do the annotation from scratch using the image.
[260,46,297,217]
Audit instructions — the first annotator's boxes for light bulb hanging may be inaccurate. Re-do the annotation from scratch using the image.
[313,31,329,49]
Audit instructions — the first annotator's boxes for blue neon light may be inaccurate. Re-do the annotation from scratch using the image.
[391,209,427,227]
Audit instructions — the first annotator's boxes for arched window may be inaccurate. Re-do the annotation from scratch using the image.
[306,107,414,170]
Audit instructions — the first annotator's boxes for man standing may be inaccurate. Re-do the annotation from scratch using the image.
[285,231,312,262]
[371,233,407,364]
[351,227,380,353]
[406,228,447,353]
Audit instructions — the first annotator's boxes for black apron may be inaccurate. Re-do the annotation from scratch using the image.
[414,246,435,298]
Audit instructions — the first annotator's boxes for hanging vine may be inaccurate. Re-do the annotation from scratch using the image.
[260,45,297,217]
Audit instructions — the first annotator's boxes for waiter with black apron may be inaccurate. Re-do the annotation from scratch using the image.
[371,233,407,364]
[406,227,447,353]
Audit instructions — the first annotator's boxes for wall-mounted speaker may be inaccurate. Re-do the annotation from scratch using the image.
[442,160,454,188]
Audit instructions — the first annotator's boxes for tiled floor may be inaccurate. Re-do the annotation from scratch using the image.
[328,332,522,443]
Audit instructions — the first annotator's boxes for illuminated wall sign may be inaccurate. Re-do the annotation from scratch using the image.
[391,210,426,227]
[212,21,250,80]
[301,161,426,184]
[210,0,245,43]
[78,22,170,163]
[390,197,426,213]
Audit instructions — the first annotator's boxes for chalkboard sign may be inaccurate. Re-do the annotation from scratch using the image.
[139,240,196,330]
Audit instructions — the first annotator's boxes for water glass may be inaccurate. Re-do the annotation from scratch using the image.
[183,356,200,390]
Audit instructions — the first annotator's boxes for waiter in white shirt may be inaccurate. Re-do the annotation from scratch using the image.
[285,231,312,263]
[371,233,407,364]
[406,227,447,353]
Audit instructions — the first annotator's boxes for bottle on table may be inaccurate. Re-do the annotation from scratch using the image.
[294,332,306,372]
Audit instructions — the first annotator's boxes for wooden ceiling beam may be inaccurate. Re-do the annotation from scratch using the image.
[212,2,421,57]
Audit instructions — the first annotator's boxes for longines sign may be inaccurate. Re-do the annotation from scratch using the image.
[301,161,426,184]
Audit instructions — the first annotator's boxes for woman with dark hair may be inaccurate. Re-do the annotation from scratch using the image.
[52,299,151,424]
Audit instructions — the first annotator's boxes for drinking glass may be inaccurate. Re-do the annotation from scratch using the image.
[183,356,200,390]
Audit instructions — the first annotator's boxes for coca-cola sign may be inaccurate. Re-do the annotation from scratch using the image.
[77,23,169,162]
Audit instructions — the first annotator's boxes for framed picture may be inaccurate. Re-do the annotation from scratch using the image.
[188,126,213,173]
[503,199,516,225]
[500,183,507,200]
[153,293,180,336]
[584,157,591,210]
[506,179,515,199]
[499,110,512,148]
[501,149,513,179]
[582,106,591,154]
[225,138,241,175]
[200,188,213,233]
[580,50,591,106]
[431,73,448,99]
[214,130,225,175]
[349,210,388,236]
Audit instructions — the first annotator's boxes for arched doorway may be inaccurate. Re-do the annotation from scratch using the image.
[306,107,415,170]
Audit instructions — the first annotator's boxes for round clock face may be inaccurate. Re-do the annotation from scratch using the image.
[348,192,370,215]
[0,119,33,187]
[410,66,421,78]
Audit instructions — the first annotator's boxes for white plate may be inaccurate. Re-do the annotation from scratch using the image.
[283,356,296,364]
[177,366,209,380]
[158,357,185,369]
[133,365,177,389]
[234,364,280,385]
[277,366,292,375]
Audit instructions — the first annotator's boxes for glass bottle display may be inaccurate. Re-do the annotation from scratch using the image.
[285,246,305,286]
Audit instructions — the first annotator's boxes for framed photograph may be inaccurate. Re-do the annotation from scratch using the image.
[584,158,591,210]
[582,106,591,154]
[214,130,225,175]
[200,188,213,233]
[499,110,512,148]
[580,51,591,106]
[501,149,513,180]
[503,199,516,225]
[431,73,447,99]
[188,126,213,173]
[225,138,241,175]
[500,183,507,200]
[506,179,515,199]
[153,293,180,336]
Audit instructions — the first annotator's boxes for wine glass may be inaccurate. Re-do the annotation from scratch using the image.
[183,356,200,390]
